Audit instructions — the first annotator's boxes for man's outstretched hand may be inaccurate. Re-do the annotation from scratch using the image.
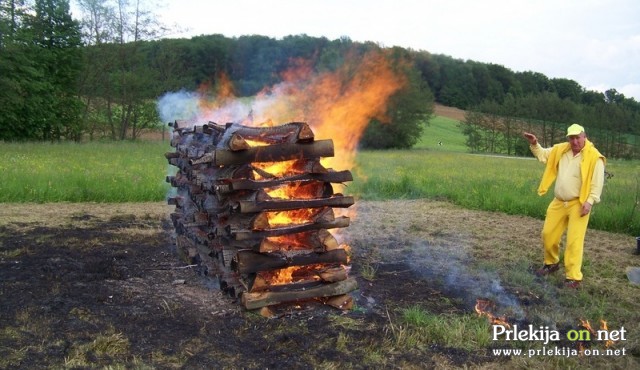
[523,132,538,146]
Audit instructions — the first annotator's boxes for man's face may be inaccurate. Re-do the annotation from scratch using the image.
[567,132,586,154]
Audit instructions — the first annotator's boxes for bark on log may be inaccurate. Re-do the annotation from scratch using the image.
[190,140,334,166]
[215,170,353,194]
[247,264,349,292]
[258,229,338,253]
[218,122,314,147]
[232,216,350,240]
[249,276,325,293]
[324,294,354,310]
[237,195,354,213]
[232,248,349,274]
[241,277,358,309]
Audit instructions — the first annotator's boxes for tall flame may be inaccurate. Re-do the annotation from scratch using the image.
[165,50,404,286]
[194,50,406,170]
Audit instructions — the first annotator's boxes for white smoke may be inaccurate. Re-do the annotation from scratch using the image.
[408,240,524,319]
[157,88,284,127]
[157,90,202,123]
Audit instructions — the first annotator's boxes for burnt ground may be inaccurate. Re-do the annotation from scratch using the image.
[1,200,638,369]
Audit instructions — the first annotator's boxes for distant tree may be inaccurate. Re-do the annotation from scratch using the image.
[360,48,434,149]
[28,0,83,140]
[437,57,478,108]
[581,89,605,106]
[76,0,165,140]
[551,78,582,102]
[515,71,554,95]
[0,0,82,141]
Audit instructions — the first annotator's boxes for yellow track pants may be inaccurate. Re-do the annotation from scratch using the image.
[541,198,591,281]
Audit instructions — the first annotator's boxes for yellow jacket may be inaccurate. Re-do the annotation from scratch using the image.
[537,140,606,204]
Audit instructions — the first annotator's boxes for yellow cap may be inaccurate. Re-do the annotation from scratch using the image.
[566,123,585,136]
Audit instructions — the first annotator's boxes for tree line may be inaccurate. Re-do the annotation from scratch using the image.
[1,0,639,158]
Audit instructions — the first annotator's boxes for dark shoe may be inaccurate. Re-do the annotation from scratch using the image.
[564,279,582,289]
[535,263,560,277]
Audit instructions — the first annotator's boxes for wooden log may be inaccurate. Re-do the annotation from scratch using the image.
[237,195,354,213]
[324,294,354,310]
[232,249,349,274]
[228,133,251,151]
[318,229,340,251]
[317,266,349,282]
[232,216,350,240]
[207,230,334,253]
[215,212,270,234]
[241,277,358,310]
[248,264,348,292]
[169,120,195,130]
[249,275,324,293]
[175,235,198,264]
[258,230,337,253]
[190,140,334,166]
[215,170,352,194]
[219,122,314,147]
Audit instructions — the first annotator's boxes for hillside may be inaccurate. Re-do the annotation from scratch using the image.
[434,103,466,121]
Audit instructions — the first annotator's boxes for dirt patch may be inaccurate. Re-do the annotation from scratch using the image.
[434,103,467,121]
[0,201,637,368]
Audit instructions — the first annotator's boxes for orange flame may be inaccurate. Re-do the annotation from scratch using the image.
[579,319,596,335]
[266,208,319,227]
[475,299,511,328]
[599,319,616,348]
[197,50,405,172]
[258,264,326,285]
[192,51,398,286]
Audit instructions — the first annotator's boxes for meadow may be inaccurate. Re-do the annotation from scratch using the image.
[1,116,638,236]
[1,116,639,369]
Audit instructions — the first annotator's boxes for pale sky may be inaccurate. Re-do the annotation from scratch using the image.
[156,0,640,101]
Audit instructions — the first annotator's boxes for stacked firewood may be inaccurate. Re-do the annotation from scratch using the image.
[165,120,358,310]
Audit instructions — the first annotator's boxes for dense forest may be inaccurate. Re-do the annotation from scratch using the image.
[1,0,639,158]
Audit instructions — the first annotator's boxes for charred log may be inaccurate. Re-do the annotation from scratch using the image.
[241,277,358,310]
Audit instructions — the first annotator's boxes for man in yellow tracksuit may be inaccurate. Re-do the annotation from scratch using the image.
[523,124,605,289]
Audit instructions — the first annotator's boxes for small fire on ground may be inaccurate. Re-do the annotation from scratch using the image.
[577,318,617,354]
[475,298,511,328]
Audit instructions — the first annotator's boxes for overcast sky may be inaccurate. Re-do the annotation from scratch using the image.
[154,0,640,101]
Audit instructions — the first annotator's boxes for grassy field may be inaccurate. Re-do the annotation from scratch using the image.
[0,141,170,203]
[414,115,468,152]
[1,116,639,368]
[0,117,638,235]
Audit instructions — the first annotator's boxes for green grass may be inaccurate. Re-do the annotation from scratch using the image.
[415,115,468,152]
[0,141,170,202]
[348,149,640,236]
[1,116,638,235]
[398,305,492,350]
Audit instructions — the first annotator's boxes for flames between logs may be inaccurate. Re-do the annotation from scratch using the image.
[166,120,357,310]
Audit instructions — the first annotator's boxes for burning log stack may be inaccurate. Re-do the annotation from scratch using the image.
[165,120,358,310]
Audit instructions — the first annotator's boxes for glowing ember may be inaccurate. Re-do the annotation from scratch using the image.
[266,208,319,227]
[258,264,327,285]
[252,160,301,180]
[244,139,271,147]
[475,299,511,328]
